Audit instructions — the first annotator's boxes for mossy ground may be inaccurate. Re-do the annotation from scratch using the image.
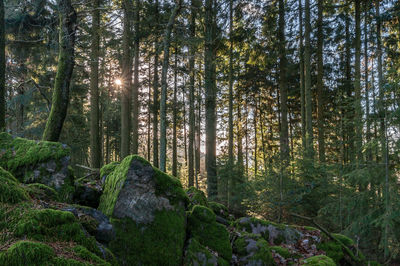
[0,167,29,203]
[24,183,59,201]
[233,233,274,265]
[303,255,336,265]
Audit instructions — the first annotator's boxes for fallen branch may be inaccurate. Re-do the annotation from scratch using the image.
[290,212,363,266]
[75,164,99,173]
[216,215,230,226]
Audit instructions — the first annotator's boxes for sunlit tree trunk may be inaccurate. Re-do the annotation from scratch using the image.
[172,45,178,177]
[132,0,140,154]
[90,0,101,168]
[299,0,305,150]
[152,0,160,167]
[354,0,362,164]
[316,0,325,163]
[42,0,77,142]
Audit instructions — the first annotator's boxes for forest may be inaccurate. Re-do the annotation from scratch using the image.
[0,0,399,265]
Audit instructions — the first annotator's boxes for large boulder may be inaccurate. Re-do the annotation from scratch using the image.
[0,133,73,200]
[98,155,188,265]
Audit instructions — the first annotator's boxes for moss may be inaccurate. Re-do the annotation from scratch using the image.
[270,246,296,259]
[332,233,354,246]
[73,246,110,266]
[208,201,229,219]
[317,240,343,263]
[0,132,70,175]
[0,240,55,266]
[235,217,287,244]
[303,255,336,265]
[233,233,274,265]
[99,155,188,217]
[186,186,209,209]
[109,209,186,265]
[99,162,120,180]
[188,205,232,261]
[51,257,86,266]
[25,183,59,201]
[0,167,29,203]
[184,238,219,266]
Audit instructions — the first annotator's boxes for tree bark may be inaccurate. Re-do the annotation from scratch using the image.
[152,0,160,167]
[90,0,101,168]
[172,44,178,177]
[159,0,183,172]
[317,0,325,162]
[354,0,362,164]
[299,0,306,150]
[228,0,234,205]
[132,0,140,154]
[304,0,313,158]
[0,0,4,132]
[42,0,77,142]
[364,0,371,162]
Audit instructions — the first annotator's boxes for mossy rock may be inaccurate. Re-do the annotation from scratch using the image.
[184,238,229,266]
[208,201,229,219]
[0,133,73,200]
[98,155,188,265]
[100,161,120,184]
[303,255,336,265]
[270,245,298,259]
[25,183,59,201]
[0,167,29,204]
[188,205,232,262]
[0,240,55,266]
[235,217,301,245]
[186,186,209,209]
[233,233,274,265]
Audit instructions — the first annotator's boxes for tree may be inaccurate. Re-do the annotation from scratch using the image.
[304,0,313,157]
[316,0,325,162]
[354,0,362,164]
[0,0,4,132]
[159,0,183,172]
[152,0,160,167]
[42,0,77,142]
[132,0,140,155]
[90,0,101,168]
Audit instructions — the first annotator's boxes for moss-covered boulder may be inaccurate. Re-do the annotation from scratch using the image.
[0,133,73,200]
[186,186,209,209]
[100,161,120,185]
[184,238,221,266]
[317,233,363,265]
[233,233,274,265]
[24,183,59,201]
[209,201,230,220]
[235,217,301,245]
[187,205,232,263]
[98,155,188,265]
[303,255,336,265]
[0,167,29,203]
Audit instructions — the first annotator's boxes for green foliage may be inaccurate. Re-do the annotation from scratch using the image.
[233,233,274,265]
[99,161,120,180]
[208,201,229,219]
[184,238,221,266]
[186,186,209,209]
[0,241,55,266]
[303,255,336,265]
[73,246,110,266]
[188,205,232,261]
[25,183,58,201]
[0,167,29,203]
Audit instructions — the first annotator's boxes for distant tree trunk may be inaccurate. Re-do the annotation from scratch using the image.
[228,0,234,205]
[132,0,140,154]
[354,0,362,164]
[188,0,197,187]
[278,0,289,165]
[159,0,183,172]
[172,45,178,177]
[205,0,217,199]
[0,0,4,132]
[120,0,132,158]
[364,0,371,162]
[152,0,160,167]
[90,0,101,168]
[147,60,152,161]
[316,0,325,163]
[304,0,313,158]
[254,101,258,177]
[299,0,306,149]
[195,73,202,188]
[42,0,77,142]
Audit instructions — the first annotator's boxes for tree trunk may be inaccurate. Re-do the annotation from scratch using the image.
[152,0,160,167]
[159,0,183,172]
[120,0,132,159]
[147,59,152,161]
[42,0,77,142]
[354,0,362,164]
[304,0,313,158]
[0,0,4,132]
[316,0,325,163]
[90,0,101,168]
[299,0,306,150]
[172,45,178,177]
[205,0,217,199]
[132,0,140,154]
[278,0,289,165]
[364,0,371,162]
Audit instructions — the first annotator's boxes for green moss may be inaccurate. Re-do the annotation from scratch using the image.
[184,238,219,266]
[0,167,29,203]
[0,240,55,266]
[188,205,232,261]
[25,183,59,201]
[270,246,295,259]
[332,233,354,246]
[186,186,209,209]
[109,209,186,265]
[99,155,188,217]
[73,246,110,266]
[303,255,336,265]
[233,233,274,265]
[0,132,70,175]
[100,162,120,180]
[208,201,229,219]
[317,240,343,263]
[51,257,86,266]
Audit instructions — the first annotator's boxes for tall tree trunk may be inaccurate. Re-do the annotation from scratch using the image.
[204,0,217,199]
[42,0,77,141]
[278,0,289,165]
[132,0,140,154]
[299,0,306,149]
[354,0,362,164]
[147,60,152,161]
[0,0,4,132]
[188,0,197,187]
[152,0,160,167]
[195,73,202,188]
[227,0,234,208]
[316,0,325,163]
[159,0,183,172]
[90,0,101,168]
[120,0,132,159]
[304,0,313,158]
[364,0,371,161]
[172,45,178,177]
[254,101,258,177]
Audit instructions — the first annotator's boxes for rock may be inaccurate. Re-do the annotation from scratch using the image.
[0,132,73,200]
[187,205,232,263]
[209,201,230,220]
[186,186,209,209]
[98,155,188,265]
[99,161,120,185]
[0,167,29,204]
[73,184,101,208]
[184,238,224,266]
[233,233,274,266]
[24,183,59,201]
[62,206,115,244]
